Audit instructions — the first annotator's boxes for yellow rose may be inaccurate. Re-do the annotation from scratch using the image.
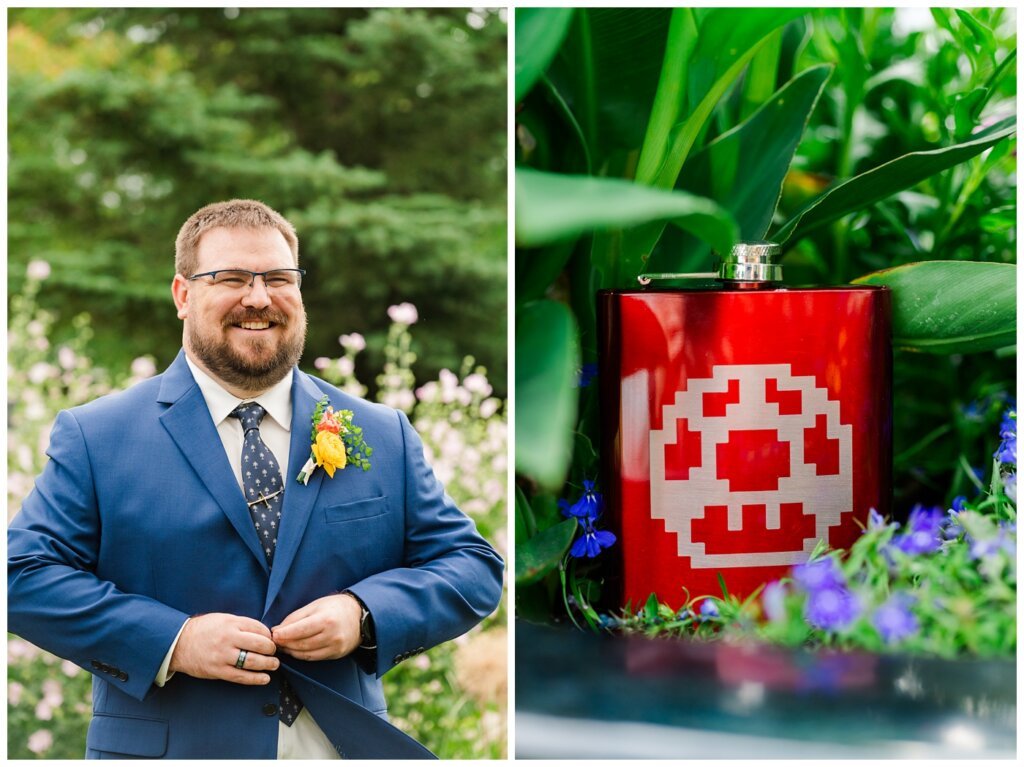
[311,431,347,477]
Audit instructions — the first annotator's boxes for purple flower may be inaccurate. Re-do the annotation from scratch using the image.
[699,599,720,621]
[951,496,967,512]
[994,410,1016,464]
[1004,472,1017,503]
[891,504,944,555]
[804,587,861,632]
[873,595,918,644]
[762,581,788,623]
[569,522,616,558]
[867,508,888,530]
[942,510,964,541]
[561,480,603,522]
[793,557,845,592]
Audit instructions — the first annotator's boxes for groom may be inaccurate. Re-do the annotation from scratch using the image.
[8,199,504,759]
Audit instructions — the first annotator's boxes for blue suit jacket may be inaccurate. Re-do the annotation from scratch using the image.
[8,351,504,759]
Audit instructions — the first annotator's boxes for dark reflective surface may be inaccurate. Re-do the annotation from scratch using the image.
[516,621,1016,759]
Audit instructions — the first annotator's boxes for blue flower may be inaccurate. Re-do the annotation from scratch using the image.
[951,496,967,512]
[576,362,599,388]
[942,510,964,541]
[804,586,861,632]
[793,557,845,592]
[569,524,617,558]
[1004,472,1017,503]
[995,409,1016,465]
[561,480,603,522]
[891,504,944,555]
[698,599,720,621]
[873,595,918,644]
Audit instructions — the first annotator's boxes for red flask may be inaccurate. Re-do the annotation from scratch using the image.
[598,243,891,608]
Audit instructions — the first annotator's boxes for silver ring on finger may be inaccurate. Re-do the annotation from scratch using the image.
[235,649,248,669]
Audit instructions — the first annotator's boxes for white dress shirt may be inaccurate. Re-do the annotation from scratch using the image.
[154,354,340,759]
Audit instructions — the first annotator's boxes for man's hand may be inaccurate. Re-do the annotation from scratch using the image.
[271,593,362,661]
[169,613,279,685]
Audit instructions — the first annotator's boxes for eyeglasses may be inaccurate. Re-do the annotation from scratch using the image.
[187,268,306,291]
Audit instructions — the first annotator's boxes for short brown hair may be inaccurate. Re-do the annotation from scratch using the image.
[174,199,299,276]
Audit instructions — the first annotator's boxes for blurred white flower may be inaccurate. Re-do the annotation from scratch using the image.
[314,356,330,370]
[58,346,77,370]
[479,398,500,419]
[339,333,366,352]
[463,373,492,396]
[387,302,418,325]
[27,260,51,281]
[130,356,157,378]
[28,362,54,385]
[61,659,81,677]
[336,357,354,377]
[27,730,53,755]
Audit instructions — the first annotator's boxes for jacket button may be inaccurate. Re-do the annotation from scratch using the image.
[262,704,278,717]
[117,671,129,682]
[91,660,101,670]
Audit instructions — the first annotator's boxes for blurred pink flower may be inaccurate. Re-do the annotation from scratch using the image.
[314,356,330,370]
[130,357,157,378]
[387,302,418,325]
[35,700,53,720]
[479,398,500,419]
[61,659,81,677]
[9,681,25,706]
[337,357,354,377]
[42,679,63,707]
[27,729,53,755]
[339,333,366,352]
[463,373,492,396]
[27,260,51,281]
[8,639,39,661]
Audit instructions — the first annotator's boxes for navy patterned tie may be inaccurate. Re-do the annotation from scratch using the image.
[230,402,302,726]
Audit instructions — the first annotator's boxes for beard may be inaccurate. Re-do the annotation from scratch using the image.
[187,306,307,393]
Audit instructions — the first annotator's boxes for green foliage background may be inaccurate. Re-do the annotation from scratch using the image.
[8,7,507,394]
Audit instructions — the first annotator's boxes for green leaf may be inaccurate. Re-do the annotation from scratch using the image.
[515,485,537,541]
[635,9,699,185]
[853,261,1016,354]
[515,518,577,586]
[550,9,671,160]
[515,299,579,490]
[644,593,660,621]
[954,9,997,58]
[653,8,808,188]
[516,168,737,257]
[773,117,1016,243]
[667,64,832,266]
[515,8,575,103]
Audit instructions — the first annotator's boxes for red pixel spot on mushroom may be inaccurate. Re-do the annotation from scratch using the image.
[664,418,702,481]
[703,378,740,417]
[765,378,802,415]
[693,503,816,554]
[804,413,840,475]
[716,429,791,492]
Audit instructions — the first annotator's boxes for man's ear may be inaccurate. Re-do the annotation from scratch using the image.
[171,274,190,319]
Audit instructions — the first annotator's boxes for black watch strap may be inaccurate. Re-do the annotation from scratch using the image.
[344,591,376,650]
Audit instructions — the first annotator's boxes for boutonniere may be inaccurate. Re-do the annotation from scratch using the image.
[296,395,372,484]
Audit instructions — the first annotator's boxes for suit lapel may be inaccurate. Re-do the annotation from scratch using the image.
[157,351,270,575]
[264,369,329,613]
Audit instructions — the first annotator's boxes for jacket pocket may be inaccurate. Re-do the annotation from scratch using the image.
[87,714,168,758]
[324,496,388,523]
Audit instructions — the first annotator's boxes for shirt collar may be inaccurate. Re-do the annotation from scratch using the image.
[184,353,293,432]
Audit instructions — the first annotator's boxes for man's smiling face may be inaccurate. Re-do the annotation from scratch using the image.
[173,226,307,396]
